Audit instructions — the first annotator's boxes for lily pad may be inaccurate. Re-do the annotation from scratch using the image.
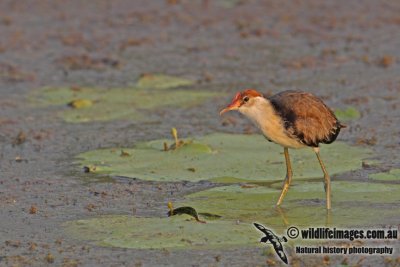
[179,181,400,226]
[216,0,242,8]
[30,74,220,123]
[135,73,193,90]
[369,169,400,181]
[64,215,256,249]
[77,133,372,183]
[64,180,400,250]
[334,107,361,121]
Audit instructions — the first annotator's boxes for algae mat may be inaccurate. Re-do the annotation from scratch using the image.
[77,133,372,183]
[30,74,221,123]
[64,181,400,250]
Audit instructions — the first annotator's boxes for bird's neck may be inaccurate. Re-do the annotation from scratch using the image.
[239,96,304,148]
[239,97,281,129]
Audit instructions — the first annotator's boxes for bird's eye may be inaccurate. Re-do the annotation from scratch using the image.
[243,96,249,103]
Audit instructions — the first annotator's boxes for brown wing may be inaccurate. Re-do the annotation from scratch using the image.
[269,90,344,147]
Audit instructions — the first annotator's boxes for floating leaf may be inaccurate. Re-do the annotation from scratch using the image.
[334,107,360,121]
[216,0,242,8]
[369,169,400,181]
[136,73,193,90]
[31,83,220,123]
[178,181,400,226]
[77,133,372,183]
[64,180,400,250]
[64,215,256,249]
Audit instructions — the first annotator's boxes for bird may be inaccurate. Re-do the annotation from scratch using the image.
[220,89,346,210]
[253,223,288,264]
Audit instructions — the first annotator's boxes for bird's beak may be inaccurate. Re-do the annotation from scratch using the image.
[219,92,242,115]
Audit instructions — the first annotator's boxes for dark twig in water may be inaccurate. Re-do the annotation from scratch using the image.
[167,202,206,223]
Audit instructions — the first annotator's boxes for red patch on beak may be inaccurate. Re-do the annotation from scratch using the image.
[219,92,242,115]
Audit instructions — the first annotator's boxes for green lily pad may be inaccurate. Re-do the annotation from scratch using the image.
[370,169,400,181]
[64,180,400,250]
[135,73,193,90]
[216,0,242,8]
[64,215,257,249]
[179,181,400,226]
[334,107,361,121]
[30,74,220,123]
[77,133,372,182]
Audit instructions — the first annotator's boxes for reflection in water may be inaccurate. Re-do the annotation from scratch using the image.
[275,206,289,226]
[275,206,333,227]
[325,209,332,226]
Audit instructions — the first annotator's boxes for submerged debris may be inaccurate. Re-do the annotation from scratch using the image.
[378,55,396,68]
[120,150,131,157]
[45,253,55,263]
[356,136,377,146]
[119,37,151,51]
[163,142,169,151]
[15,156,27,163]
[29,205,38,214]
[12,131,26,145]
[0,62,35,82]
[57,54,122,71]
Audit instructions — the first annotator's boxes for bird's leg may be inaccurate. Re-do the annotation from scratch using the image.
[276,147,293,206]
[313,147,331,210]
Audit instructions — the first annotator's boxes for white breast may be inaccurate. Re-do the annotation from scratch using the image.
[239,97,305,149]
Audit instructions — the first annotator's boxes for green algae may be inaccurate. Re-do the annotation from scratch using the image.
[369,169,400,181]
[77,133,372,183]
[30,74,220,123]
[64,180,400,250]
[334,107,361,121]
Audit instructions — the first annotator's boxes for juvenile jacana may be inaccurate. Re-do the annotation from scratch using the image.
[220,89,346,210]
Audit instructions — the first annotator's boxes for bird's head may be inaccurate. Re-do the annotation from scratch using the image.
[220,89,263,115]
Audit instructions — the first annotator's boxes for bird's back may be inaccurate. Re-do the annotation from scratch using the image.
[268,90,345,147]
